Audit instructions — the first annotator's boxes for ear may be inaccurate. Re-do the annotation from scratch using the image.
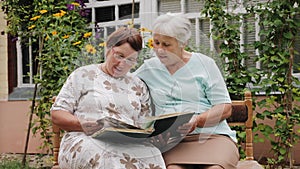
[179,41,187,48]
[104,50,109,59]
[105,48,112,58]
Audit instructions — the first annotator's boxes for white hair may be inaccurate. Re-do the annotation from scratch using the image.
[152,13,192,45]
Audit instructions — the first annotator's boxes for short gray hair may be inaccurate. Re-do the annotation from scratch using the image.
[152,13,191,45]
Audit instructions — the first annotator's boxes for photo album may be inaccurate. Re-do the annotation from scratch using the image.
[91,112,195,142]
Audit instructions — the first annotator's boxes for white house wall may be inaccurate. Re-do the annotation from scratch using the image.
[0,9,8,101]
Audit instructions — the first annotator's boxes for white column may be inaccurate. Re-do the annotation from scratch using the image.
[140,0,158,29]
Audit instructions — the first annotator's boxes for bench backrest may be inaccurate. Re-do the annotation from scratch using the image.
[229,91,254,160]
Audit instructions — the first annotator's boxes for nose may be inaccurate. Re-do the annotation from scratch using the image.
[116,59,126,65]
[156,47,165,54]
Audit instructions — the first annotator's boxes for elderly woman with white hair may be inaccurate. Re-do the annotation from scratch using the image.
[136,13,239,169]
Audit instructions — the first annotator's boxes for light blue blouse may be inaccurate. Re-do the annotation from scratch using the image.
[135,53,237,142]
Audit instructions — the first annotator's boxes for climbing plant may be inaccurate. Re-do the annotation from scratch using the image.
[202,0,260,160]
[202,0,259,99]
[247,0,300,167]
[202,0,300,167]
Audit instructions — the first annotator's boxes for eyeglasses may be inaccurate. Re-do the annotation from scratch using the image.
[111,47,137,66]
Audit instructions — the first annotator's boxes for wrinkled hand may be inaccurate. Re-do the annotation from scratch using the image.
[177,116,198,134]
[150,132,186,152]
[150,132,171,149]
[81,120,103,136]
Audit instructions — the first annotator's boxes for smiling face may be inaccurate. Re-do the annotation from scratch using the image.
[153,33,183,67]
[104,42,138,78]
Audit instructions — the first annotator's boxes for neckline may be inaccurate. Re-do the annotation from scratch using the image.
[97,63,125,80]
[163,52,194,76]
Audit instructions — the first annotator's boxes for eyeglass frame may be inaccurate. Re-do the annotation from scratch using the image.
[111,47,138,66]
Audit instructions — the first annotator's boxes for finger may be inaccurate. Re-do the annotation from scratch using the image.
[165,132,171,141]
[158,133,170,145]
[150,137,161,147]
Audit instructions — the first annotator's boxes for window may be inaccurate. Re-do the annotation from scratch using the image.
[158,0,181,13]
[95,6,115,22]
[17,38,38,86]
[11,37,39,88]
[8,37,38,100]
[242,14,257,69]
[119,3,140,19]
[86,0,141,40]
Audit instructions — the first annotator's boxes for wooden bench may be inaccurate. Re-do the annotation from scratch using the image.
[51,90,263,169]
[229,91,263,169]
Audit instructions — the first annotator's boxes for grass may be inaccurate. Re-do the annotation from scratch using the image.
[0,154,53,169]
[0,160,35,169]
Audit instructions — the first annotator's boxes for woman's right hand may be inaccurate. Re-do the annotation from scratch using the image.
[150,132,170,149]
[81,120,103,136]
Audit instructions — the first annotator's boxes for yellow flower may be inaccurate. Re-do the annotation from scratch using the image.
[98,42,106,47]
[147,38,153,48]
[126,21,134,28]
[60,10,67,16]
[30,15,41,21]
[71,2,80,6]
[85,44,96,54]
[28,25,36,30]
[73,41,82,46]
[139,27,152,32]
[53,13,61,17]
[39,10,48,14]
[53,10,67,17]
[83,32,92,38]
[62,35,69,39]
[45,35,50,41]
[52,31,57,35]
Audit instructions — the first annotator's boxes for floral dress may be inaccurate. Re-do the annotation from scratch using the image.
[51,64,166,169]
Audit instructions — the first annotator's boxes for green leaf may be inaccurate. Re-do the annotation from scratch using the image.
[277,77,285,83]
[283,32,293,39]
[279,148,286,155]
[273,19,283,26]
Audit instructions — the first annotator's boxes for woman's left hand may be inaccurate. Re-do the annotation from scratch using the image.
[177,116,198,134]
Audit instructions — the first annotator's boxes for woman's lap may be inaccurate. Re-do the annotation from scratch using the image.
[162,134,239,169]
[58,132,166,169]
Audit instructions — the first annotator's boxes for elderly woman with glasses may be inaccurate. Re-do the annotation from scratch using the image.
[51,27,166,169]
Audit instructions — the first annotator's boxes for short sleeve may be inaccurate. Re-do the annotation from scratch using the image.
[50,71,79,114]
[204,58,231,105]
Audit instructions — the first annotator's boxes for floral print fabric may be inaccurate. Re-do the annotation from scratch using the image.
[51,64,166,169]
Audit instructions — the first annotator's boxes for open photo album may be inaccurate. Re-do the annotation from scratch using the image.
[91,112,195,142]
